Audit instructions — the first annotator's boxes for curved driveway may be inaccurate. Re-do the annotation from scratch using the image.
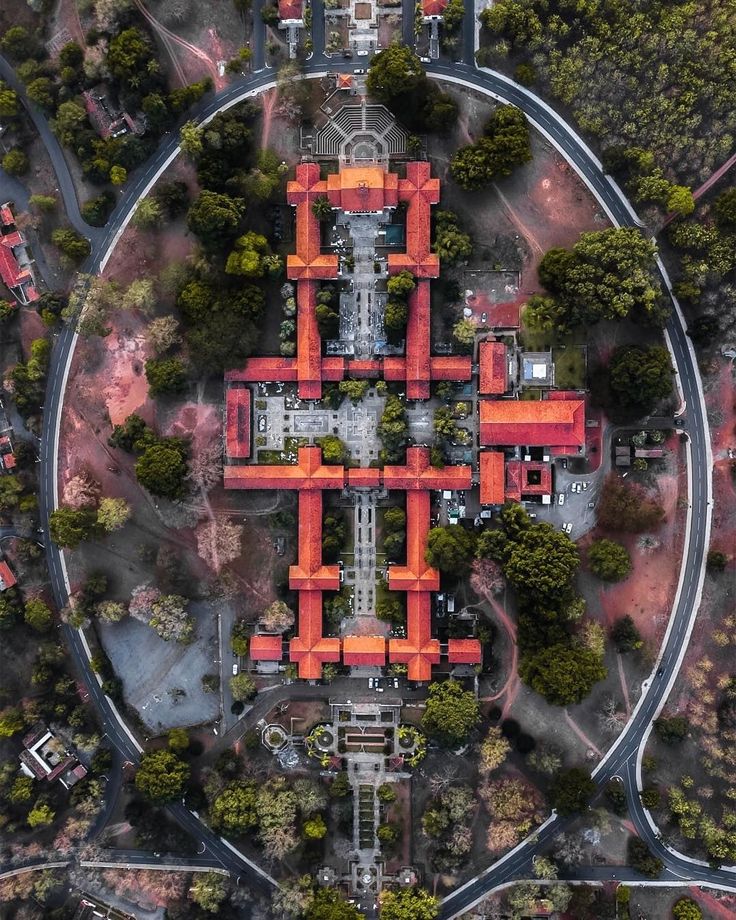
[7,22,714,908]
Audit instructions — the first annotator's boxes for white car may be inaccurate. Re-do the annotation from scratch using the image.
[232,663,239,676]
[558,493,565,506]
[582,482,589,491]
[564,522,573,534]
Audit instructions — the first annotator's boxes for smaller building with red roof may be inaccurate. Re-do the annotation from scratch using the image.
[0,203,38,306]
[479,450,505,505]
[278,0,304,21]
[0,560,16,591]
[479,341,509,395]
[250,634,284,662]
[225,387,251,460]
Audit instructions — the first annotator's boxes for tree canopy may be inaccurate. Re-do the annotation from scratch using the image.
[549,767,596,815]
[425,525,477,575]
[450,105,532,190]
[422,679,480,747]
[587,538,632,582]
[519,643,607,706]
[379,888,439,920]
[134,750,190,802]
[608,344,673,411]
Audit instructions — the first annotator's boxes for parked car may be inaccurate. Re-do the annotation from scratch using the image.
[558,493,565,506]
[564,522,573,534]
[232,663,239,676]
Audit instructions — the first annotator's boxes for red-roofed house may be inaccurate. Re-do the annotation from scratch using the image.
[0,560,16,591]
[504,460,552,503]
[0,204,38,306]
[479,451,505,505]
[479,398,585,450]
[278,0,304,20]
[327,166,399,213]
[225,387,251,460]
[290,590,341,680]
[389,593,440,681]
[422,0,448,14]
[447,638,482,665]
[250,635,284,661]
[479,341,509,395]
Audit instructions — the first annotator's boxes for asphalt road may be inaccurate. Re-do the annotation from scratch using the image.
[2,3,716,907]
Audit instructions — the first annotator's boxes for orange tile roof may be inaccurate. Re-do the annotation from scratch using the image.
[327,166,399,213]
[0,560,16,591]
[479,398,585,448]
[506,460,552,499]
[296,281,324,399]
[287,164,338,282]
[404,281,431,400]
[289,591,341,679]
[422,0,448,14]
[250,635,284,661]
[388,593,440,681]
[289,490,341,590]
[347,359,382,378]
[347,467,382,488]
[342,635,387,666]
[225,358,298,383]
[224,446,345,491]
[430,356,473,381]
[387,490,440,592]
[278,0,303,18]
[383,446,472,492]
[321,357,346,381]
[225,387,251,459]
[479,341,508,395]
[338,73,353,89]
[479,451,505,505]
[447,638,481,664]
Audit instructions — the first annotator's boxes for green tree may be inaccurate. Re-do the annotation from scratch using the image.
[0,706,25,737]
[452,317,476,348]
[145,357,187,397]
[226,230,278,277]
[503,523,579,607]
[338,379,369,403]
[135,442,188,499]
[230,672,257,701]
[673,897,703,920]
[305,888,363,920]
[434,211,473,264]
[377,394,408,462]
[450,105,531,190]
[317,434,349,464]
[608,345,673,410]
[190,872,227,913]
[52,100,88,146]
[24,598,53,632]
[132,196,163,230]
[425,525,476,575]
[2,148,28,176]
[303,814,327,839]
[387,270,416,298]
[29,194,57,212]
[27,801,55,827]
[49,507,98,548]
[97,497,132,532]
[211,780,258,832]
[610,615,643,653]
[0,80,19,117]
[587,538,632,582]
[9,775,34,803]
[179,119,204,158]
[422,679,480,747]
[51,227,90,262]
[597,473,665,533]
[380,888,439,920]
[433,406,458,439]
[520,643,607,706]
[134,750,190,802]
[627,836,663,877]
[1,26,37,60]
[311,195,332,220]
[168,727,189,753]
[654,715,688,744]
[187,190,245,248]
[110,165,127,186]
[549,767,596,815]
[107,28,157,91]
[714,187,736,229]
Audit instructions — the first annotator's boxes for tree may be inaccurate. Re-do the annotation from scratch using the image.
[549,767,596,815]
[0,80,19,117]
[425,526,476,575]
[377,394,409,462]
[231,619,249,656]
[146,316,181,355]
[673,898,703,920]
[179,120,204,158]
[422,679,480,747]
[132,197,163,230]
[538,228,662,328]
[27,801,55,827]
[49,507,98,548]
[135,750,190,802]
[588,538,631,581]
[187,190,245,248]
[503,523,579,607]
[149,594,194,643]
[51,227,90,262]
[479,725,511,773]
[305,888,363,920]
[110,165,127,186]
[627,836,663,877]
[714,187,736,229]
[380,888,439,920]
[450,105,531,190]
[611,615,643,653]
[29,194,57,213]
[261,599,295,632]
[654,715,688,743]
[195,518,243,572]
[303,813,327,840]
[230,672,257,702]
[135,442,188,499]
[24,598,53,632]
[317,434,349,464]
[597,473,666,533]
[520,643,607,706]
[1,26,37,60]
[608,344,673,411]
[52,100,88,146]
[387,270,416,298]
[9,775,34,804]
[452,317,476,348]
[145,357,187,397]
[226,231,280,277]
[190,872,227,913]
[0,706,25,736]
[96,601,128,623]
[2,148,28,176]
[211,780,258,832]
[707,549,727,572]
[97,497,132,532]
[366,43,426,107]
[338,379,369,403]
[433,211,472,264]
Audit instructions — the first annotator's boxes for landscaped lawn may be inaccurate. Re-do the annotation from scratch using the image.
[554,345,586,389]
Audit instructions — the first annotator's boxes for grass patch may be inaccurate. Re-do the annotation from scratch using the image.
[519,388,543,400]
[554,346,586,389]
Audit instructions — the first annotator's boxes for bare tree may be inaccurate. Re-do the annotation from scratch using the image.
[195,518,243,572]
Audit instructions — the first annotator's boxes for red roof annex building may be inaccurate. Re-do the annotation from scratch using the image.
[225,162,481,680]
[0,203,38,306]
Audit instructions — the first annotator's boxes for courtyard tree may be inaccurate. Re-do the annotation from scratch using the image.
[311,195,332,220]
[452,317,476,350]
[549,767,596,815]
[387,270,416,298]
[306,888,363,920]
[587,538,632,581]
[24,598,53,633]
[425,525,477,575]
[317,434,349,464]
[135,750,190,803]
[422,679,480,747]
[303,814,327,840]
[379,887,439,920]
[377,394,409,462]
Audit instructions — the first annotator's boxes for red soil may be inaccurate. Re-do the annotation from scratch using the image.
[18,308,47,356]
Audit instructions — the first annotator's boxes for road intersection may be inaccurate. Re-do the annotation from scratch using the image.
[0,0,722,908]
